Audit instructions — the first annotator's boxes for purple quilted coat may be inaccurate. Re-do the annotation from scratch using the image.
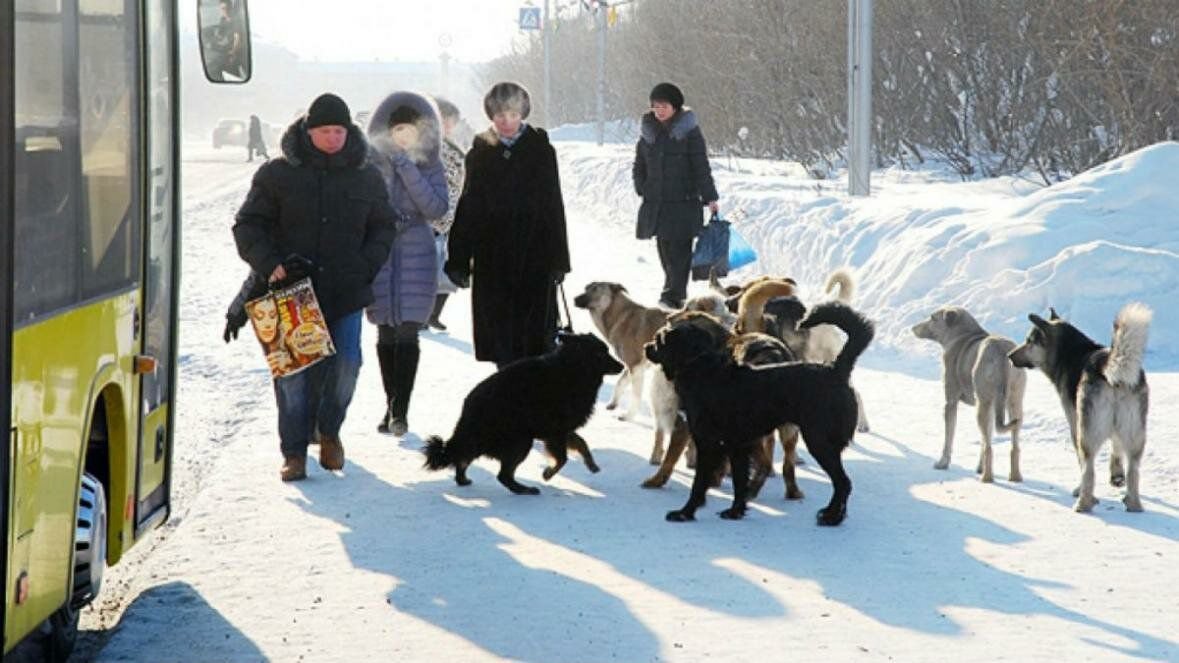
[364,91,448,326]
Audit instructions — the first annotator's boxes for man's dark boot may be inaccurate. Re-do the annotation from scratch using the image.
[387,342,420,436]
[427,294,449,331]
[376,343,397,433]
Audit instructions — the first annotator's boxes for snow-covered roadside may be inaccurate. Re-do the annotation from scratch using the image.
[84,141,1179,662]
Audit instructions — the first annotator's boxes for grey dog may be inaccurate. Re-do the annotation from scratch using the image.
[912,306,1026,482]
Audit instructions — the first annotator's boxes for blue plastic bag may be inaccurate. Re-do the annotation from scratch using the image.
[691,216,730,280]
[728,225,757,271]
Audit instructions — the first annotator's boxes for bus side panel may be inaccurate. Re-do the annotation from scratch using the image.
[6,293,136,645]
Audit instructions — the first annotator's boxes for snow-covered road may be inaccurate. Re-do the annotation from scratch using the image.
[82,143,1179,662]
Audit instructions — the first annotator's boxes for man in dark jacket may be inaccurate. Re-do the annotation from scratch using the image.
[446,81,570,368]
[633,82,719,309]
[233,92,396,481]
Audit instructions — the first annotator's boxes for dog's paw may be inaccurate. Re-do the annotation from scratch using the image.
[857,422,870,433]
[1008,470,1023,483]
[605,402,618,411]
[816,506,847,526]
[665,510,695,522]
[1123,495,1144,512]
[456,476,472,487]
[933,458,950,470]
[785,487,804,500]
[1110,473,1126,488]
[1073,495,1098,512]
[641,475,668,489]
[520,486,541,495]
[718,507,746,520]
[542,467,557,481]
[585,461,601,474]
[979,473,994,484]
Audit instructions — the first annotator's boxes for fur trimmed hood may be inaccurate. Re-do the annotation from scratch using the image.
[640,108,698,143]
[366,91,443,167]
[279,118,370,169]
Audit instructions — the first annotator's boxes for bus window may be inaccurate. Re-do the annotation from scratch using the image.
[78,0,139,299]
[198,0,252,83]
[13,0,82,323]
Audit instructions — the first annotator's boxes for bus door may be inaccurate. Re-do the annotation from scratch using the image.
[2,0,15,636]
[134,0,178,535]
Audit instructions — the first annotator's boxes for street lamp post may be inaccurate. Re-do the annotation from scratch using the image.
[847,0,872,196]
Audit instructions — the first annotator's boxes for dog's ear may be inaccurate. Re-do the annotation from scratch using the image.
[611,283,627,294]
[1048,307,1061,321]
[1029,313,1050,332]
[943,308,958,326]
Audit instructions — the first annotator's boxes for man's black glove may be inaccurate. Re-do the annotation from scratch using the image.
[444,261,470,289]
[270,253,316,290]
[551,271,567,285]
[223,308,248,343]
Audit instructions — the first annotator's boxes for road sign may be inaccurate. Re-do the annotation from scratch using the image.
[519,7,541,30]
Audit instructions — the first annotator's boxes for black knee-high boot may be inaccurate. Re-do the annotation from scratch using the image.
[388,341,420,436]
[376,343,398,433]
[427,294,449,331]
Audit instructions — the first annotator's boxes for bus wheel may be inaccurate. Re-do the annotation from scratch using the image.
[72,473,108,608]
[43,473,107,660]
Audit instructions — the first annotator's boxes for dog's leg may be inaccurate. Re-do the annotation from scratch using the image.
[455,461,473,487]
[935,401,958,470]
[720,447,752,520]
[606,366,630,412]
[809,434,852,526]
[624,363,645,421]
[746,435,773,500]
[854,385,870,433]
[1072,432,1099,513]
[649,428,665,466]
[565,431,600,474]
[642,417,689,488]
[667,440,720,522]
[975,399,995,483]
[1108,437,1126,488]
[686,439,698,469]
[779,424,804,500]
[1007,369,1026,483]
[541,438,569,481]
[1120,428,1145,512]
[497,442,540,495]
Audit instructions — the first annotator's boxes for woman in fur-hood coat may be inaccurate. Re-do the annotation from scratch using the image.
[365,90,449,435]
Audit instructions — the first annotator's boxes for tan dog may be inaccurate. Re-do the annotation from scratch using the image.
[734,278,798,335]
[572,282,680,467]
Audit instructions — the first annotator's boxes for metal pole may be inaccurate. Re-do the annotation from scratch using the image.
[847,0,872,196]
[596,4,606,146]
[543,0,551,128]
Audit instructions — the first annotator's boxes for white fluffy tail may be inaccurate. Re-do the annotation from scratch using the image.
[824,268,856,304]
[1104,302,1152,386]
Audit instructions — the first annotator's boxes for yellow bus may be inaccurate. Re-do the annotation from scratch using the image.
[3,1,250,658]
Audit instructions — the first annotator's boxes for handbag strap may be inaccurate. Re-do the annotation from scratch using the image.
[557,282,574,333]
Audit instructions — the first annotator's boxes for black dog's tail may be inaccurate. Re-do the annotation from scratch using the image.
[422,435,453,471]
[800,302,874,382]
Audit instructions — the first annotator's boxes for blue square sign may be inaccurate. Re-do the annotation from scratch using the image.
[519,7,541,31]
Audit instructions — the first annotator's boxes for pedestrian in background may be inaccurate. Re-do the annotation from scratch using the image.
[365,91,448,436]
[446,81,570,369]
[233,92,396,480]
[247,114,269,162]
[632,82,719,309]
[426,97,466,331]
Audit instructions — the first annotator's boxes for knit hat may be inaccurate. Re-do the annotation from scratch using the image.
[483,82,531,120]
[649,82,685,110]
[435,97,460,121]
[306,93,351,128]
[388,105,422,128]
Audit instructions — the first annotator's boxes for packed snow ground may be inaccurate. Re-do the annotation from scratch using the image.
[88,139,1179,662]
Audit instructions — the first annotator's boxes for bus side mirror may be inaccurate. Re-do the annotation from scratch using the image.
[198,0,252,84]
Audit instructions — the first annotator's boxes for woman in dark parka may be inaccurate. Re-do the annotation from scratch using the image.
[633,82,719,309]
[446,82,570,368]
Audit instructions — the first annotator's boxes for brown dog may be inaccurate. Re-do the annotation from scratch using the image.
[734,278,798,335]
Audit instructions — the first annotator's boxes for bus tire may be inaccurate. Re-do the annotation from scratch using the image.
[72,473,107,608]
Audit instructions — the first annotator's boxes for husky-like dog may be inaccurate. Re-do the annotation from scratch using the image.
[912,306,1026,482]
[1009,303,1151,512]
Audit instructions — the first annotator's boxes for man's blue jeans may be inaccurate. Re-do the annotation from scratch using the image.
[274,311,362,457]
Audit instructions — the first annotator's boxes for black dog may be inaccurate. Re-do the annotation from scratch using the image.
[423,333,624,494]
[646,302,874,526]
